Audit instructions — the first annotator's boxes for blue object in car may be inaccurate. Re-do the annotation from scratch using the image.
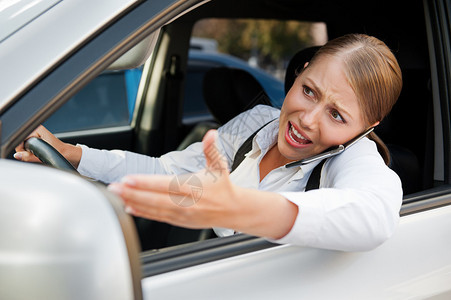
[187,50,285,107]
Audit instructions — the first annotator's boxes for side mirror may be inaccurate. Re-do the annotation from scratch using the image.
[0,160,142,300]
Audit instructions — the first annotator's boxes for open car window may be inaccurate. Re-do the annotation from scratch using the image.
[43,19,326,134]
[39,17,331,252]
[12,0,447,247]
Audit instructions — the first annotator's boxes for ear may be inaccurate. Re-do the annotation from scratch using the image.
[370,121,380,128]
[303,62,309,68]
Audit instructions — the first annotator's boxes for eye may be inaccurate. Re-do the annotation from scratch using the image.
[330,109,345,123]
[303,85,314,97]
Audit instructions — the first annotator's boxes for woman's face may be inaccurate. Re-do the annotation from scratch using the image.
[278,55,369,162]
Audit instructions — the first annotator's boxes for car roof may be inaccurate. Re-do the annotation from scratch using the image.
[0,0,136,112]
[0,0,60,42]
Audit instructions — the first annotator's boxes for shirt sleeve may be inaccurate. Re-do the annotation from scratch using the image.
[77,105,280,183]
[271,139,403,252]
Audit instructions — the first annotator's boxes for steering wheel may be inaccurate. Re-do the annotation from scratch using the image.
[24,137,77,172]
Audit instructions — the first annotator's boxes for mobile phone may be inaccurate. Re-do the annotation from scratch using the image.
[285,127,374,168]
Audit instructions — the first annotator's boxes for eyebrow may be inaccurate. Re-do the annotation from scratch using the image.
[304,77,353,121]
[304,77,323,99]
[331,99,352,120]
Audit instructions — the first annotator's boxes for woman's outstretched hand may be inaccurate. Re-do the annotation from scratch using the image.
[14,125,82,168]
[108,129,239,229]
[108,129,298,239]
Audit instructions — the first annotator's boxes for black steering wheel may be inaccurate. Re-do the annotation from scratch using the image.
[24,137,77,172]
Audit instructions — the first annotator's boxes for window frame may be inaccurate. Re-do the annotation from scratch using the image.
[0,0,204,157]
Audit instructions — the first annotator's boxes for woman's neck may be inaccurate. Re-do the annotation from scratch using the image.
[259,144,292,182]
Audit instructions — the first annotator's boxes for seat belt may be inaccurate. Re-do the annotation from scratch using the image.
[304,159,325,191]
[230,120,274,172]
[231,121,324,190]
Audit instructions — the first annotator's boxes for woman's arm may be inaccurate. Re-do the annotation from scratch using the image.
[108,129,299,239]
[274,139,403,251]
[109,132,402,251]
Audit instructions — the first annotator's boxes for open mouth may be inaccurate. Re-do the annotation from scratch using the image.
[286,121,312,147]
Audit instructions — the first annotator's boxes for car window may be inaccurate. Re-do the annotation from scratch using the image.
[182,19,327,123]
[191,19,327,81]
[43,69,141,133]
[40,18,330,251]
[44,19,326,134]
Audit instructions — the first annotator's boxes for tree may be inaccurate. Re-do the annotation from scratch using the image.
[193,18,319,68]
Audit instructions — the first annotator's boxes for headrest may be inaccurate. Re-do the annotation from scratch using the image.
[203,67,272,124]
[284,46,321,94]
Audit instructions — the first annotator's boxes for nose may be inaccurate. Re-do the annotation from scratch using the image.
[298,104,321,130]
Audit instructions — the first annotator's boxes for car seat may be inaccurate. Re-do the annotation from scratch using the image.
[284,46,423,195]
[284,46,321,94]
[203,67,273,125]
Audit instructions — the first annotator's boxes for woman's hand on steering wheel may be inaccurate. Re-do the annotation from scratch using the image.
[14,125,82,170]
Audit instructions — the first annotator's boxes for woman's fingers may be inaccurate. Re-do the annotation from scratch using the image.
[202,129,229,173]
[13,151,41,163]
[115,174,203,207]
[14,125,56,162]
[108,181,199,227]
[120,171,213,198]
[13,125,82,167]
[120,174,175,193]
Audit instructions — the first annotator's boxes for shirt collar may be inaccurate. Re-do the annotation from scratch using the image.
[254,119,279,156]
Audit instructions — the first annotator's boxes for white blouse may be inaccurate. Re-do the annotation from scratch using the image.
[78,105,402,251]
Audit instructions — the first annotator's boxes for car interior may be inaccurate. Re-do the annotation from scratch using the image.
[34,0,438,252]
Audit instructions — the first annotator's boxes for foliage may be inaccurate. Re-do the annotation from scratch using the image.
[193,19,318,67]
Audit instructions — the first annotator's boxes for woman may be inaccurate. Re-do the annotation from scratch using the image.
[15,34,403,251]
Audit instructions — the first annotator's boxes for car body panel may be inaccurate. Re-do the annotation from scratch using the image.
[0,0,61,42]
[142,204,451,299]
[0,0,136,111]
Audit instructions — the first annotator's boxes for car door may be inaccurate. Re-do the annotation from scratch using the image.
[1,0,451,299]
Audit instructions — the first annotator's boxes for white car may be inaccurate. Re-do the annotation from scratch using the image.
[1,0,450,299]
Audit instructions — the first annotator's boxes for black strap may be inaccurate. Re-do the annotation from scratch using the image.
[305,159,326,191]
[231,121,325,190]
[231,120,274,172]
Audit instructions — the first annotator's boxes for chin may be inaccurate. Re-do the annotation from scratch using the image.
[277,143,306,162]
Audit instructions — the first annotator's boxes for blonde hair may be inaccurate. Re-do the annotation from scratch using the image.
[309,34,403,164]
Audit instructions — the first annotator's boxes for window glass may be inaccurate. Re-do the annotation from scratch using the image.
[192,19,327,80]
[44,68,142,133]
[45,19,326,134]
[182,19,327,122]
